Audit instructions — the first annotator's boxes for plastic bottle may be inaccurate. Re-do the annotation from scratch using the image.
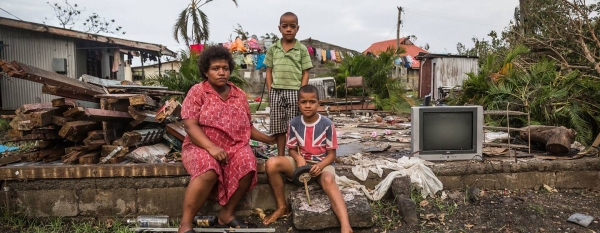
[127,215,169,227]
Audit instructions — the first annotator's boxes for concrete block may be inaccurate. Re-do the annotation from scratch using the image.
[391,176,411,196]
[137,187,185,217]
[292,187,373,230]
[16,190,78,217]
[242,183,295,211]
[79,189,136,216]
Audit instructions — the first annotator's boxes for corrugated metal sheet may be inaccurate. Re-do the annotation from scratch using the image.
[431,57,478,99]
[0,26,76,110]
[418,59,433,98]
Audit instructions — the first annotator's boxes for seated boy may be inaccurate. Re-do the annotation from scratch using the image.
[262,85,353,233]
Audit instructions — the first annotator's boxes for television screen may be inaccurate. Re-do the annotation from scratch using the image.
[422,112,473,151]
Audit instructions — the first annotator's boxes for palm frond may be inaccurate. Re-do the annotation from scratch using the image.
[198,9,210,43]
[173,9,189,45]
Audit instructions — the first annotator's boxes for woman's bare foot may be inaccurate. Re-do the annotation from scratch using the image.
[262,207,290,225]
[177,222,194,233]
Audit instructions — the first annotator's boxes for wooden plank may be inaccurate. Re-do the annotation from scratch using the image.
[0,163,188,180]
[129,95,157,108]
[28,109,56,127]
[101,145,129,158]
[483,142,529,149]
[62,150,89,164]
[2,61,106,95]
[65,107,133,121]
[3,132,58,142]
[131,90,185,95]
[78,152,101,164]
[21,148,65,162]
[98,156,127,164]
[58,121,101,142]
[94,94,139,99]
[156,99,181,123]
[0,155,21,166]
[484,110,529,116]
[125,143,171,163]
[52,116,73,126]
[1,115,16,119]
[52,98,100,109]
[128,106,159,123]
[107,84,168,90]
[484,126,527,132]
[100,98,116,145]
[42,84,98,102]
[9,115,26,130]
[112,132,142,147]
[166,122,186,141]
[15,102,54,115]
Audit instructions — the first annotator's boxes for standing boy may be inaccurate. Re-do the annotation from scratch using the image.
[262,85,353,233]
[265,12,313,157]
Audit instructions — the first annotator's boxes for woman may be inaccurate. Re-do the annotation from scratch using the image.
[178,46,273,233]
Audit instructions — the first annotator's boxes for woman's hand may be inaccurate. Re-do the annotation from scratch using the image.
[309,164,322,177]
[207,145,228,163]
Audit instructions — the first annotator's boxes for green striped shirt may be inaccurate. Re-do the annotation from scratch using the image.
[265,39,313,90]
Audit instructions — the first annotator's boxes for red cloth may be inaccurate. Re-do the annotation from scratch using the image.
[190,44,204,54]
[180,81,256,205]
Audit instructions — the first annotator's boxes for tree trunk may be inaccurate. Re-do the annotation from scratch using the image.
[520,125,577,154]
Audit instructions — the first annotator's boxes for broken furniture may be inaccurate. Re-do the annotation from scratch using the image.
[345,76,366,111]
[483,108,531,161]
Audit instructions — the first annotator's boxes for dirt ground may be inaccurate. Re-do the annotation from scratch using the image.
[243,189,600,233]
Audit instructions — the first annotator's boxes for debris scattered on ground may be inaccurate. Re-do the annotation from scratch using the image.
[567,213,594,227]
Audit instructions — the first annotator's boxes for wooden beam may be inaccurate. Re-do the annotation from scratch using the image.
[28,109,56,128]
[100,98,116,145]
[21,148,65,162]
[112,131,142,147]
[94,94,140,99]
[15,102,54,115]
[52,98,100,109]
[0,155,21,166]
[3,132,58,142]
[58,121,101,142]
[65,107,133,122]
[0,163,188,180]
[166,122,186,141]
[1,115,16,119]
[132,90,185,96]
[156,99,181,123]
[128,106,158,123]
[129,95,157,108]
[101,145,129,158]
[52,116,72,126]
[42,84,98,102]
[62,150,90,164]
[78,152,101,164]
[80,74,123,87]
[126,143,171,163]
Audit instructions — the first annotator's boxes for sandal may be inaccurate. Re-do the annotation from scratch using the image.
[216,217,249,228]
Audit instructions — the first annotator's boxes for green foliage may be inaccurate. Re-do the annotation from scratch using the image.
[333,48,409,112]
[449,46,600,145]
[143,49,249,101]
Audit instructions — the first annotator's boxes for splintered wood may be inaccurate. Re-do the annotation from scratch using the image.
[1,59,185,166]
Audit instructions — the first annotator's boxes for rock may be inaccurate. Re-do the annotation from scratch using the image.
[391,176,412,196]
[292,186,373,230]
[467,187,480,204]
[396,194,418,226]
[567,213,594,227]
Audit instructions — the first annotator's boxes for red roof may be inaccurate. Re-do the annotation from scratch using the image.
[363,38,429,68]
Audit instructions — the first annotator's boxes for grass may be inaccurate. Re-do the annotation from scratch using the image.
[249,102,269,113]
[528,203,546,216]
[370,198,402,232]
[0,207,134,233]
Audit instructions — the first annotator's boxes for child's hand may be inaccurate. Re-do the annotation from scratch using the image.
[309,164,322,177]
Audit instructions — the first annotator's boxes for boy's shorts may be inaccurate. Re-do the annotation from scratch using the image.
[285,156,336,176]
[269,88,300,135]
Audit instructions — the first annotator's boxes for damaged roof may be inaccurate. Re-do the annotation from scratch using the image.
[0,16,176,57]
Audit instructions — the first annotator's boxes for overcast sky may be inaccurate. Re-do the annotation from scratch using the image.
[1,0,518,61]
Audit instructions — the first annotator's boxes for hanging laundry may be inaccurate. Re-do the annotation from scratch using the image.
[326,49,331,61]
[315,48,322,61]
[247,37,261,51]
[230,37,247,52]
[330,50,336,61]
[394,57,402,65]
[255,54,267,70]
[339,51,345,60]
[233,53,244,66]
[335,50,342,63]
[222,42,231,50]
[307,46,314,56]
[321,49,327,62]
[112,49,120,72]
[258,40,265,51]
[244,54,254,65]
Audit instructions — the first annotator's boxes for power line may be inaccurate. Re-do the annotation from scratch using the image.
[403,7,508,27]
[0,7,22,21]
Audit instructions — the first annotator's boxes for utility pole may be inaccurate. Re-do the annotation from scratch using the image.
[396,6,403,54]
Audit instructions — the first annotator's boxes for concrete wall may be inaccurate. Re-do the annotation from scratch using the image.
[3,158,600,218]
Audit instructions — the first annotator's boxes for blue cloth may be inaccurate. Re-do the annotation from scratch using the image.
[255,54,267,70]
[325,49,331,60]
[0,145,18,153]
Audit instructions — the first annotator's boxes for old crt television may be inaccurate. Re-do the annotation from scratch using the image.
[411,106,483,161]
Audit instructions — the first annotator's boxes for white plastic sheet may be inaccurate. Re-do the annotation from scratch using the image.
[336,153,443,200]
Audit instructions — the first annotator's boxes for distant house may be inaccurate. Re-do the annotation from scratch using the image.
[0,16,175,110]
[363,38,429,89]
[415,53,478,99]
[130,60,181,82]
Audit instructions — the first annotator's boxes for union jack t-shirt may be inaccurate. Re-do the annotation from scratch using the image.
[286,114,338,161]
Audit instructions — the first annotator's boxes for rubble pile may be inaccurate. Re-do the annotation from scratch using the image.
[0,60,186,166]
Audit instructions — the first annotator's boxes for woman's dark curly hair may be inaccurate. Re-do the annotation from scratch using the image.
[198,46,235,80]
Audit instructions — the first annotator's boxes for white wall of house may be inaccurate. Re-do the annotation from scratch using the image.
[431,57,478,99]
[129,61,181,80]
[0,26,75,110]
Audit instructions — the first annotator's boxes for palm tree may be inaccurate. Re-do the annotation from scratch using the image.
[173,0,238,46]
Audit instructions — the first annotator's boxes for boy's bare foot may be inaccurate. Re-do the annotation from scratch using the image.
[341,225,353,233]
[262,207,290,225]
